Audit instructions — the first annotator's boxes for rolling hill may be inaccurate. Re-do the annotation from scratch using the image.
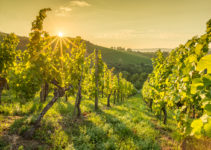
[0,32,152,66]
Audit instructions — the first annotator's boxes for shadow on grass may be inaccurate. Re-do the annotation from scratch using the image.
[1,95,163,149]
[0,115,50,149]
[1,99,75,149]
[95,108,160,149]
[59,107,113,149]
[56,100,75,116]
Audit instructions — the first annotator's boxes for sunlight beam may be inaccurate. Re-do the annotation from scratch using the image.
[63,37,78,48]
[52,38,59,54]
[31,37,57,61]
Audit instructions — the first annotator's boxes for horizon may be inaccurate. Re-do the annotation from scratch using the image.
[0,0,211,49]
[0,31,174,50]
[1,31,210,52]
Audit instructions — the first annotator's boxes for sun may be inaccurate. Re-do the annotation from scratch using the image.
[58,32,63,37]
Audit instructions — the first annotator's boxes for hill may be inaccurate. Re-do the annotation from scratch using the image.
[0,32,153,89]
[0,32,29,50]
[86,41,152,68]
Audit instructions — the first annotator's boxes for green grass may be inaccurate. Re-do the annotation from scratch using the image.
[0,94,180,150]
[86,42,152,67]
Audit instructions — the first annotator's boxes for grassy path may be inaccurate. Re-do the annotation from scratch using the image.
[0,94,180,149]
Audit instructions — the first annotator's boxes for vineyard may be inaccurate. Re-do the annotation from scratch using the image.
[142,18,211,142]
[0,8,211,150]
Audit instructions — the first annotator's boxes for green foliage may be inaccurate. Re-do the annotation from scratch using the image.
[5,8,53,101]
[197,54,211,74]
[0,7,183,150]
[0,32,153,89]
[8,60,42,101]
[142,18,211,138]
[0,98,47,116]
[9,116,31,135]
[0,33,19,75]
[35,123,69,149]
[0,137,10,150]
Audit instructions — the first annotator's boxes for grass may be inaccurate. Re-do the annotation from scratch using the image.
[0,94,180,150]
[86,42,152,67]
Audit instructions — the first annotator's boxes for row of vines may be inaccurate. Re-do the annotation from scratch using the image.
[142,19,211,138]
[0,8,136,138]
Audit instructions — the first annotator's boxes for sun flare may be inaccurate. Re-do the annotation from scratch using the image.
[58,32,63,37]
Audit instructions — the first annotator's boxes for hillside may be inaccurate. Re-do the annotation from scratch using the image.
[0,32,152,65]
[85,41,152,68]
[0,32,153,89]
[0,32,29,51]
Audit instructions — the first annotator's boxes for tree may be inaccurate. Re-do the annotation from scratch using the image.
[24,8,73,138]
[104,65,114,107]
[70,37,89,118]
[93,49,103,110]
[113,75,118,104]
[27,8,52,102]
[9,8,52,102]
[94,49,99,110]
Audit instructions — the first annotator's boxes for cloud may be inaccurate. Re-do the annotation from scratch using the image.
[60,6,72,12]
[69,0,91,7]
[55,6,72,16]
[55,1,90,16]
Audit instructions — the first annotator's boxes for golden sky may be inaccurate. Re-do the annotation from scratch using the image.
[0,0,211,49]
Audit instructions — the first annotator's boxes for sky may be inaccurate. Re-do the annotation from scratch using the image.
[0,0,211,49]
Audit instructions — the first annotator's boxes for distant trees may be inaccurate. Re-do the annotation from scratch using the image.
[110,46,132,52]
[118,65,151,89]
